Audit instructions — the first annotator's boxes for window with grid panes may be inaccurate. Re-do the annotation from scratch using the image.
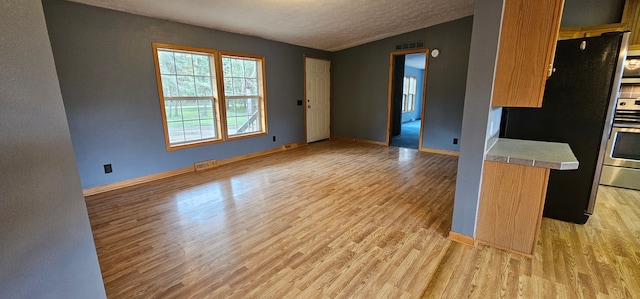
[220,54,267,137]
[153,44,222,150]
[402,76,417,113]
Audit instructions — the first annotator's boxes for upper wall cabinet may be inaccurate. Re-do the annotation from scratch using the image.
[623,0,640,48]
[558,23,626,41]
[558,0,640,50]
[492,0,565,108]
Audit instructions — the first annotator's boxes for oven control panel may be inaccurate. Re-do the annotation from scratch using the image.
[617,98,640,110]
[615,98,640,126]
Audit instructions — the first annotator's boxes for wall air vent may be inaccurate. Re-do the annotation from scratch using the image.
[194,159,217,171]
[395,40,426,50]
[282,143,301,150]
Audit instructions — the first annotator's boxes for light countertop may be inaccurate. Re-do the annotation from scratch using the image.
[485,138,579,170]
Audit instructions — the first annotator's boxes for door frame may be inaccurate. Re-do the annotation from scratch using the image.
[304,55,332,143]
[386,49,429,149]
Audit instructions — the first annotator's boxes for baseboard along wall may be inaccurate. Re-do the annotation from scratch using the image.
[420,147,460,156]
[448,231,475,247]
[331,136,387,146]
[83,142,306,197]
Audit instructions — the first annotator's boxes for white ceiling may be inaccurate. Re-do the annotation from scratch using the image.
[68,0,474,52]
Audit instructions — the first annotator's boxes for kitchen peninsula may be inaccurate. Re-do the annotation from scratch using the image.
[475,138,579,256]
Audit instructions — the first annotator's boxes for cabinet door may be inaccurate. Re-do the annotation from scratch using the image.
[583,23,625,37]
[558,27,584,40]
[476,161,550,256]
[622,0,640,45]
[492,0,564,108]
[558,23,625,41]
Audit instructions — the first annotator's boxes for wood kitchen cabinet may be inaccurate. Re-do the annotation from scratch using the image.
[559,0,640,50]
[558,23,626,40]
[492,0,564,108]
[476,161,550,256]
[623,0,640,46]
[476,139,578,256]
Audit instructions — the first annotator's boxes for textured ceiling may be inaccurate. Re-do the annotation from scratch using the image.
[67,0,474,52]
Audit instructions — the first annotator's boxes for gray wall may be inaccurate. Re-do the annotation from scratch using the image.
[0,0,106,297]
[42,0,330,189]
[561,0,625,27]
[332,16,473,151]
[451,0,504,237]
[401,66,424,122]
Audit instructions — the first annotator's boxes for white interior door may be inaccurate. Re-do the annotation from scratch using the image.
[305,57,331,143]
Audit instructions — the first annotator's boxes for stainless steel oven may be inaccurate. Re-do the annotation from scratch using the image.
[600,98,640,190]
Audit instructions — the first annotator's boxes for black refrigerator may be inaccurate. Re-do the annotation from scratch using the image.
[500,32,629,224]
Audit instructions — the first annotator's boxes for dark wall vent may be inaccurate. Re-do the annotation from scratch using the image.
[395,41,426,50]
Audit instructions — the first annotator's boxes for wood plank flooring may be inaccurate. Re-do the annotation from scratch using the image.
[87,141,458,298]
[86,141,640,298]
[424,184,640,298]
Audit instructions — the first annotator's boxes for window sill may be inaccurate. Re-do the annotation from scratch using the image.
[226,131,268,141]
[166,138,224,151]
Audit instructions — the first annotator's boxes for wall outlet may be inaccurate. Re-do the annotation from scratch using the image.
[104,164,112,174]
[453,138,459,145]
[297,100,303,106]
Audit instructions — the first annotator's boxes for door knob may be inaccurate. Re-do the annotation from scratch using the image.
[308,105,311,108]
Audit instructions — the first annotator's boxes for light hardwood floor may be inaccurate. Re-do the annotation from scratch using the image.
[424,185,640,298]
[86,141,640,298]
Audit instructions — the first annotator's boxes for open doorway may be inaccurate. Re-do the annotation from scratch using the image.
[387,50,427,149]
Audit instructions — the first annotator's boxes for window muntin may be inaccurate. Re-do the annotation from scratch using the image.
[221,54,267,137]
[153,45,268,150]
[153,44,222,150]
[402,76,417,113]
